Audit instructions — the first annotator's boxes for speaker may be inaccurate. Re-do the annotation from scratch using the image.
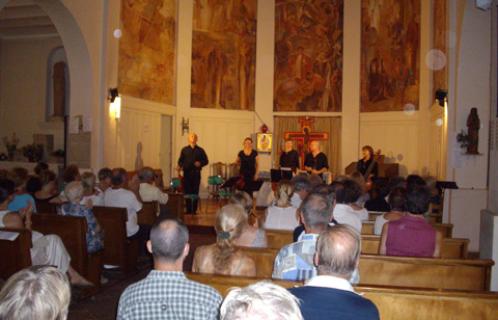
[476,0,493,11]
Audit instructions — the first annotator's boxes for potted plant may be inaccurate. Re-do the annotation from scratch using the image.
[456,130,470,150]
[22,144,44,163]
[2,133,20,161]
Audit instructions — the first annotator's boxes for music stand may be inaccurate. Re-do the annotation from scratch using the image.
[435,181,458,220]
[271,168,293,183]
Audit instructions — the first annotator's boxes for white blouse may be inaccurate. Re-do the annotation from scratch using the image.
[264,206,299,231]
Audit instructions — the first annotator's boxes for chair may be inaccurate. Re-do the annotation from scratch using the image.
[208,163,225,201]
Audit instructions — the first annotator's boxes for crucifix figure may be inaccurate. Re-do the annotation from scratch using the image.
[284,117,329,169]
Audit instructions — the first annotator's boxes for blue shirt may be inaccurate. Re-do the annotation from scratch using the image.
[8,193,37,213]
[62,202,103,254]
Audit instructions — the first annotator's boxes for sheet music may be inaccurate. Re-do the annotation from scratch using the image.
[0,231,20,241]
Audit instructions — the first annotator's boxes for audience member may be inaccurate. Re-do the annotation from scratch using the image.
[350,171,370,207]
[34,162,49,176]
[7,167,37,213]
[81,172,104,206]
[117,219,222,319]
[0,178,93,286]
[138,166,169,208]
[63,164,81,184]
[374,187,407,235]
[97,167,113,192]
[289,225,379,320]
[33,170,61,204]
[25,175,42,195]
[406,174,426,191]
[0,266,71,320]
[290,175,312,208]
[380,186,442,257]
[193,204,256,277]
[62,181,103,254]
[333,179,365,231]
[229,191,267,248]
[365,178,391,212]
[221,281,303,320]
[265,180,299,231]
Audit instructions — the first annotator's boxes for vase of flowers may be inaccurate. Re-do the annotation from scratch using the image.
[22,143,44,163]
[2,133,20,161]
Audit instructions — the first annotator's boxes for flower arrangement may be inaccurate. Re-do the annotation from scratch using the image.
[21,143,44,162]
[2,133,20,160]
[456,130,470,149]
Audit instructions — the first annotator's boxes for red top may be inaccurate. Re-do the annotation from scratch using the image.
[386,215,436,257]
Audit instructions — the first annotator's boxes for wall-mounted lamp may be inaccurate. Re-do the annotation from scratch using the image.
[435,89,447,107]
[109,88,121,119]
[181,117,189,135]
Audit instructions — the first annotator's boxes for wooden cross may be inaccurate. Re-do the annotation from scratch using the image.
[284,117,329,169]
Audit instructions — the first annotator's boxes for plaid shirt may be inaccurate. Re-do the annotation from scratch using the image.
[117,271,222,320]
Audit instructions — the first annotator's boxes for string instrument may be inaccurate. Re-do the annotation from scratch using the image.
[365,149,381,192]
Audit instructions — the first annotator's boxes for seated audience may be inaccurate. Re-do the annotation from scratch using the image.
[380,186,442,258]
[34,162,49,176]
[265,180,299,231]
[80,172,104,206]
[117,219,222,319]
[63,164,81,185]
[34,170,62,204]
[138,166,169,207]
[7,167,37,213]
[333,179,365,231]
[221,282,303,320]
[104,168,143,238]
[193,204,256,277]
[0,266,71,320]
[290,175,312,208]
[290,225,379,320]
[273,192,332,281]
[374,187,407,235]
[62,181,103,254]
[0,179,93,286]
[365,178,391,212]
[229,191,267,248]
[97,167,113,192]
[406,174,426,191]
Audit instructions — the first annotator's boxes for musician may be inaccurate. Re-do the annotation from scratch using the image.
[356,145,378,179]
[236,137,259,195]
[279,140,300,172]
[304,141,329,176]
[177,133,209,214]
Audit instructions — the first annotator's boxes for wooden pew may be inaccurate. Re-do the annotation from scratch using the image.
[0,228,32,279]
[361,235,469,259]
[236,247,493,290]
[137,201,158,226]
[31,213,103,287]
[266,229,294,249]
[164,192,185,220]
[35,200,58,214]
[186,273,498,319]
[93,206,138,274]
[361,221,453,237]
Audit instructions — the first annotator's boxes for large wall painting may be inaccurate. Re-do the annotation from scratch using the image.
[361,0,420,112]
[274,0,343,112]
[191,0,257,110]
[119,0,177,105]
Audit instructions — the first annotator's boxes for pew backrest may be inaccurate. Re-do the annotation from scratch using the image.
[137,201,158,225]
[266,229,294,249]
[93,206,129,265]
[0,228,31,279]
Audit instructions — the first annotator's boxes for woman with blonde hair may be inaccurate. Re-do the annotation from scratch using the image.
[229,191,267,248]
[264,180,299,230]
[192,204,256,276]
[80,172,104,206]
[0,266,71,320]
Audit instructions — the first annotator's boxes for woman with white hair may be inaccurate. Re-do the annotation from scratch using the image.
[62,181,103,254]
[220,281,303,320]
[264,180,299,230]
[0,266,71,320]
[80,172,104,207]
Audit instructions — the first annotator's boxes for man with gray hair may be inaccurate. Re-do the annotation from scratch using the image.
[138,167,169,213]
[220,281,303,320]
[117,219,222,319]
[289,225,379,320]
[290,175,312,208]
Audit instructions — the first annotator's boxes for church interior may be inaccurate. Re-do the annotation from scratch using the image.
[1,0,498,319]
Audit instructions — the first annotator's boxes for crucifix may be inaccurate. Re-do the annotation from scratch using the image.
[284,117,329,169]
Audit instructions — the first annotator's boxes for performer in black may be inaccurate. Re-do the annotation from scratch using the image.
[236,137,259,195]
[177,133,208,214]
[304,141,329,177]
[356,145,378,180]
[279,140,300,172]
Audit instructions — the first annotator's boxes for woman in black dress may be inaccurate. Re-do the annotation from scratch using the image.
[356,145,378,180]
[236,137,259,195]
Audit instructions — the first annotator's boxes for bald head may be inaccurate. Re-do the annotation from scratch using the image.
[149,219,189,263]
[188,133,198,146]
[309,141,320,153]
[316,225,361,279]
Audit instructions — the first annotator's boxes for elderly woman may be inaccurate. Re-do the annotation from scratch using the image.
[228,191,267,248]
[265,180,299,231]
[0,266,71,320]
[0,179,93,286]
[138,166,169,205]
[333,179,367,232]
[62,181,103,254]
[80,172,104,207]
[374,187,407,235]
[192,204,256,277]
[380,186,442,258]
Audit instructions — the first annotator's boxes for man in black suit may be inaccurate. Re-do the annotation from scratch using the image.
[289,225,379,320]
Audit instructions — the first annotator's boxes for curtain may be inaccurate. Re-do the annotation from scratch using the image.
[273,116,342,175]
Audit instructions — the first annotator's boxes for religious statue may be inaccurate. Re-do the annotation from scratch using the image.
[466,108,480,155]
[135,142,144,170]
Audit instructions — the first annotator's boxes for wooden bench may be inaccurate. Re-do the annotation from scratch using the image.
[35,200,58,214]
[137,201,158,225]
[164,192,185,220]
[31,213,103,287]
[361,221,453,237]
[0,228,32,280]
[186,273,498,319]
[93,206,138,274]
[266,229,294,249]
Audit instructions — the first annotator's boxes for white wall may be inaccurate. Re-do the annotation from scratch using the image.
[0,37,64,153]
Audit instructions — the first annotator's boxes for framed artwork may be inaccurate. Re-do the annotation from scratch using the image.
[256,133,273,153]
